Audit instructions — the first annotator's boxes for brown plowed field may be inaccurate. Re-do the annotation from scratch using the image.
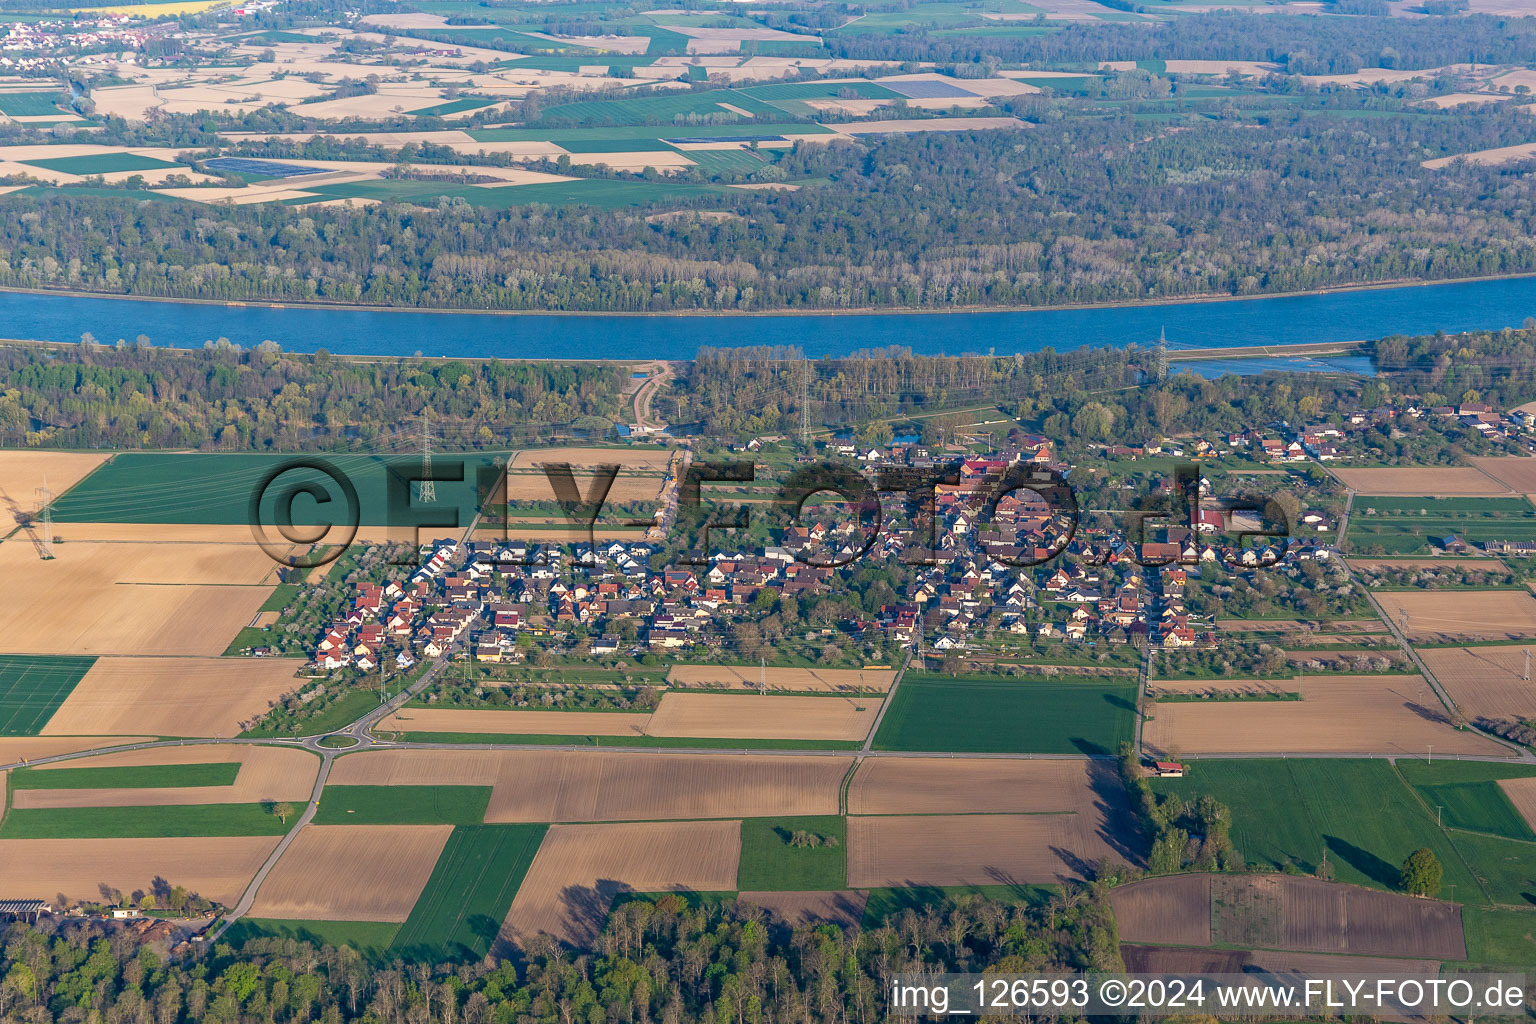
[1387,590,1536,641]
[846,813,1127,888]
[1332,467,1510,495]
[738,890,867,930]
[0,540,275,655]
[1114,875,1465,959]
[14,744,318,808]
[1470,457,1536,492]
[1112,875,1213,945]
[1417,645,1536,719]
[509,447,673,469]
[848,758,1111,815]
[498,820,739,947]
[1498,777,1536,832]
[645,693,880,741]
[377,708,652,736]
[666,666,895,692]
[41,657,304,737]
[329,749,849,821]
[0,836,279,905]
[0,451,108,513]
[1347,558,1508,570]
[0,736,154,765]
[249,824,452,921]
[1143,675,1508,757]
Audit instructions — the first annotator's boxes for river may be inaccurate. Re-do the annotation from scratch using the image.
[3,274,1536,367]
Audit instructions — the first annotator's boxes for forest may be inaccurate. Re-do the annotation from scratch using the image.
[0,341,628,450]
[4,98,1536,312]
[0,886,1124,1024]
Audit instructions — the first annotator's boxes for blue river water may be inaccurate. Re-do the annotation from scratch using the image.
[2,274,1535,365]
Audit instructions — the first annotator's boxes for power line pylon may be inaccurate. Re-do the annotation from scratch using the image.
[798,360,811,443]
[419,410,436,504]
[35,476,54,560]
[1154,326,1169,384]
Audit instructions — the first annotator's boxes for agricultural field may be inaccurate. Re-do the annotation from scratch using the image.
[497,820,739,948]
[11,744,317,809]
[40,657,304,737]
[1470,456,1536,492]
[1396,760,1536,840]
[313,785,491,825]
[666,665,894,692]
[1331,466,1511,495]
[1152,759,1536,905]
[736,890,867,930]
[1142,675,1505,758]
[1112,873,1467,959]
[0,450,108,521]
[846,812,1129,887]
[644,692,881,741]
[378,707,653,737]
[0,836,279,906]
[327,748,848,821]
[1385,589,1536,641]
[871,673,1137,755]
[0,803,294,839]
[391,824,546,960]
[0,655,95,735]
[1415,644,1536,720]
[0,535,278,657]
[250,825,454,922]
[847,757,1117,815]
[738,816,847,891]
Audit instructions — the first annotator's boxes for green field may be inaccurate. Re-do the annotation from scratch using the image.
[684,148,774,176]
[872,674,1137,755]
[1356,496,1536,515]
[1346,495,1536,554]
[739,81,900,101]
[10,762,239,790]
[225,918,401,952]
[314,785,491,825]
[738,816,847,891]
[1397,761,1536,841]
[390,824,546,960]
[0,91,67,116]
[1461,906,1536,966]
[408,96,499,117]
[22,152,181,175]
[0,803,292,838]
[1153,760,1536,905]
[260,583,302,613]
[51,451,504,527]
[0,655,95,736]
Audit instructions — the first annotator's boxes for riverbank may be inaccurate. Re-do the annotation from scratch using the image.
[3,269,1536,321]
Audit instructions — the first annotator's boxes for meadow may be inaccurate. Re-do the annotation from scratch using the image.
[10,762,239,790]
[389,824,546,960]
[0,655,95,735]
[1396,760,1536,841]
[22,152,180,175]
[872,673,1137,755]
[737,815,847,891]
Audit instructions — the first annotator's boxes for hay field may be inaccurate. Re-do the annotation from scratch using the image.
[1389,589,1536,641]
[379,708,652,736]
[1143,675,1506,757]
[498,820,739,947]
[41,657,303,737]
[737,890,867,930]
[0,836,279,904]
[666,665,895,692]
[0,451,107,515]
[1497,777,1536,832]
[329,749,848,821]
[13,744,317,808]
[1331,466,1509,495]
[1417,645,1536,719]
[847,812,1126,887]
[0,736,153,766]
[1111,874,1212,946]
[848,757,1111,814]
[0,541,276,656]
[645,693,880,741]
[1470,456,1536,492]
[249,824,452,921]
